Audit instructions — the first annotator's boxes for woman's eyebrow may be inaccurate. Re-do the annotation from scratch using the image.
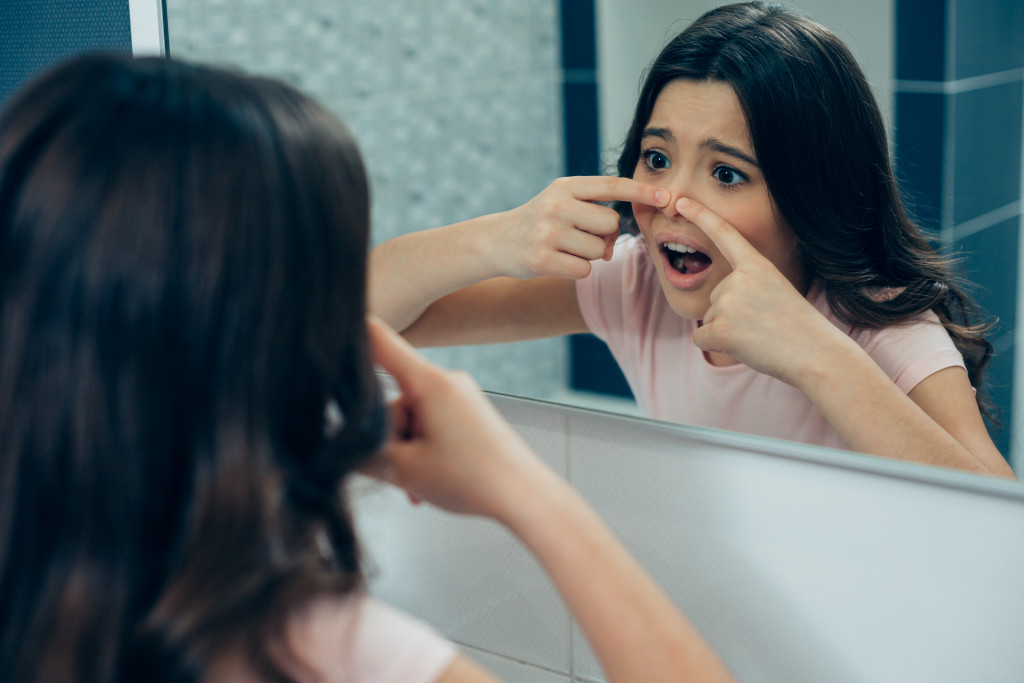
[700,138,759,168]
[640,127,674,143]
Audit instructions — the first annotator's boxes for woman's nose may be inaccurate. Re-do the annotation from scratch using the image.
[656,175,692,220]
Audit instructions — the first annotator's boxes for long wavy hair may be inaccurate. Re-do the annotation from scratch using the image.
[613,2,995,416]
[0,53,388,682]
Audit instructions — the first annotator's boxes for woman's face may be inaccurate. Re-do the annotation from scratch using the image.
[630,79,806,321]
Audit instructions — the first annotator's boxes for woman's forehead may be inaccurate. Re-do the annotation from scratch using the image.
[646,80,752,150]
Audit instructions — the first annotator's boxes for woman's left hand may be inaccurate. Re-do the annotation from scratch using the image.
[678,198,855,388]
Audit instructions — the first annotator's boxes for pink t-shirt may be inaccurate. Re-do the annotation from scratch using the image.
[576,235,966,450]
[282,594,458,683]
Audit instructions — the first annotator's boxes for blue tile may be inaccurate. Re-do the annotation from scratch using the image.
[562,80,600,176]
[952,81,1023,224]
[953,0,1024,79]
[954,215,1018,460]
[559,0,596,70]
[570,334,633,398]
[955,215,1019,339]
[895,0,946,81]
[894,91,946,232]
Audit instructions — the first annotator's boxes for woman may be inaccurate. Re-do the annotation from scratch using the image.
[368,2,1015,479]
[0,53,731,682]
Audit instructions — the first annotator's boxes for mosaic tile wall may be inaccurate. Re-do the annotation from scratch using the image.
[0,0,132,104]
[165,0,568,398]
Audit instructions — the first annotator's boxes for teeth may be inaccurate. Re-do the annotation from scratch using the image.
[663,241,698,254]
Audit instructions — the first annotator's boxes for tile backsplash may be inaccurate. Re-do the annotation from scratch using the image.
[165,0,570,397]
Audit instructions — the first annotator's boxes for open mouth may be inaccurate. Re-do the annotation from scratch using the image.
[662,241,712,275]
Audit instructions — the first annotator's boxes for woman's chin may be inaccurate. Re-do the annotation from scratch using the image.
[664,294,710,322]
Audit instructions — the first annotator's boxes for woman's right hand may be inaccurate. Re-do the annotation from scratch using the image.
[367,316,735,683]
[367,317,547,520]
[488,176,668,281]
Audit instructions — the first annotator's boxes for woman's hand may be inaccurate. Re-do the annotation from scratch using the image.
[678,198,855,388]
[367,317,547,520]
[489,176,668,280]
[367,316,737,683]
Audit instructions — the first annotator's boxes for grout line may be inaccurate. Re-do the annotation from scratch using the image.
[951,200,1022,241]
[1014,76,1024,475]
[564,412,575,680]
[895,68,1024,95]
[457,641,574,679]
[562,67,598,84]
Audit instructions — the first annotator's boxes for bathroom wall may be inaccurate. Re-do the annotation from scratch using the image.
[164,0,571,400]
[0,0,133,104]
[893,0,1024,468]
[352,392,1024,682]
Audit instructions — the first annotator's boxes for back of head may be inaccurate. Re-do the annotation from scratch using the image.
[0,53,386,682]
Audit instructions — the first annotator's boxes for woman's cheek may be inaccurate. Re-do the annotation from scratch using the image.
[631,202,655,230]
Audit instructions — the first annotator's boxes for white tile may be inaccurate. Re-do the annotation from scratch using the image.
[351,398,571,675]
[565,411,1024,682]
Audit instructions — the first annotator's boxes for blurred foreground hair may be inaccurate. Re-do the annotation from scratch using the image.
[0,53,387,682]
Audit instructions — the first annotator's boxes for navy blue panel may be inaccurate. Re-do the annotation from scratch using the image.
[984,335,1013,458]
[895,0,946,81]
[560,0,596,70]
[952,81,1023,224]
[561,0,610,395]
[570,334,634,398]
[0,0,132,105]
[957,215,1019,339]
[953,0,1024,79]
[562,81,600,176]
[894,91,945,232]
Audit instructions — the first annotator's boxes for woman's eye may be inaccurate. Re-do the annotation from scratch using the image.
[642,150,670,170]
[713,165,746,186]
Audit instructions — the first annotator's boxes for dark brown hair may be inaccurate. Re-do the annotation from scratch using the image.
[614,2,995,415]
[0,53,387,682]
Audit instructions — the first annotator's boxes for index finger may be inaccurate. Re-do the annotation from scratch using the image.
[674,197,761,267]
[567,175,669,209]
[367,316,436,402]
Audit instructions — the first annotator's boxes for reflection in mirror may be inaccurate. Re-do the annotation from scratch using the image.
[165,1,1023,477]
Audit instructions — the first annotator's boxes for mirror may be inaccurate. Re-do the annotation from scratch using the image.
[164,0,1022,474]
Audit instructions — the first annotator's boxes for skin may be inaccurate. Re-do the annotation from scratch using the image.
[370,320,734,683]
[210,322,735,683]
[630,79,804,366]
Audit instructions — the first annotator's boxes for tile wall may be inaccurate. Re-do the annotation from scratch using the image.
[0,0,132,104]
[894,0,1024,461]
[352,392,1024,682]
[164,0,571,399]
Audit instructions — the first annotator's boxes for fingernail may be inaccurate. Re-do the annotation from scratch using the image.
[654,189,669,205]
[676,197,690,211]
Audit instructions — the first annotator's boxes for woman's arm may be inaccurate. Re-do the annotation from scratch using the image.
[368,176,668,345]
[369,319,734,683]
[794,343,1015,478]
[679,198,1017,480]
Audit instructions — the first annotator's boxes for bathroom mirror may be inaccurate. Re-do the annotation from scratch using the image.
[164,0,1023,474]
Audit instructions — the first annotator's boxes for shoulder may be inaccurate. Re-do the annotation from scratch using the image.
[820,296,965,393]
[286,594,458,683]
[576,234,657,310]
[576,234,670,340]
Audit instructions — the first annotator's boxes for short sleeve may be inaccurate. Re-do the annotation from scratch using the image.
[347,598,458,683]
[290,595,458,683]
[856,313,967,394]
[576,234,655,345]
